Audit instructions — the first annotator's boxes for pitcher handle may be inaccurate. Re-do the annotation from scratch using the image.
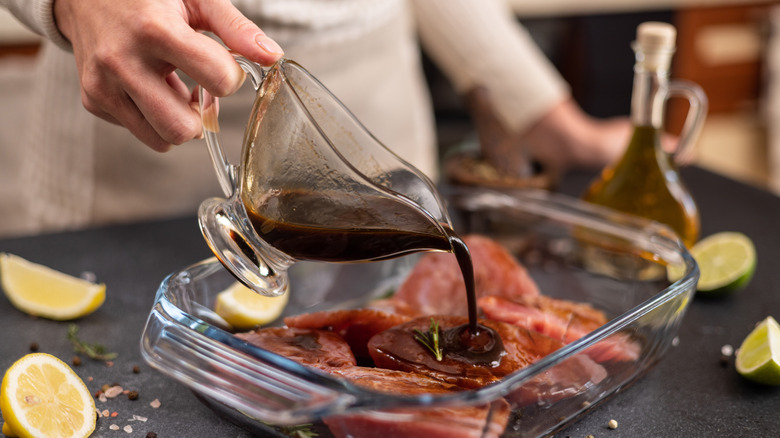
[199,55,267,197]
[666,80,708,164]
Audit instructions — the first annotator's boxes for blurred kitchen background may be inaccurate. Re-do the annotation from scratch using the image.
[2,0,779,194]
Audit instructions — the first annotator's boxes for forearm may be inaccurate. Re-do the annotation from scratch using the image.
[1,0,71,50]
[410,0,569,134]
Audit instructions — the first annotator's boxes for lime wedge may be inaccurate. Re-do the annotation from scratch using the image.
[736,316,780,386]
[669,232,756,296]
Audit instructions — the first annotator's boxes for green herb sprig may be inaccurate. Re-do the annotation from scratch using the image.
[282,424,318,438]
[67,324,118,361]
[414,317,444,361]
[260,421,318,438]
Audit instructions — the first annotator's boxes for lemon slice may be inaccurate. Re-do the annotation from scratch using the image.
[736,316,780,386]
[668,232,756,296]
[0,253,105,320]
[0,353,97,438]
[2,422,15,437]
[214,281,289,330]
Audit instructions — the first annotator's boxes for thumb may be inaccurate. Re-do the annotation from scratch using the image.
[200,0,284,65]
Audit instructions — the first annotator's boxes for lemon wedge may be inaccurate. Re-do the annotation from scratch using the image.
[214,281,289,330]
[0,253,105,320]
[0,353,96,438]
[3,422,16,437]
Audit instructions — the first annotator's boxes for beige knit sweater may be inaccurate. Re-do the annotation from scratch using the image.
[0,0,568,236]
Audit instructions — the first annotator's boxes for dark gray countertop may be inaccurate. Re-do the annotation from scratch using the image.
[1,166,778,437]
[551,167,780,437]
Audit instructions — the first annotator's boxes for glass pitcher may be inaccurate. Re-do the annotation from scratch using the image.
[198,56,454,296]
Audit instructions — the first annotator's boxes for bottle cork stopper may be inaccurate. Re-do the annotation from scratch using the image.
[636,22,676,51]
[634,22,676,72]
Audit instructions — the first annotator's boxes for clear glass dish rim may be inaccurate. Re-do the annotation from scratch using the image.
[141,188,699,413]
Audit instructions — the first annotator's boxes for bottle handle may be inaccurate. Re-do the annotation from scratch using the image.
[665,80,708,163]
[199,55,267,197]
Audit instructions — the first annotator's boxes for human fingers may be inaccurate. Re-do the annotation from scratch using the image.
[166,70,207,140]
[54,0,205,150]
[76,49,200,150]
[160,0,283,98]
[122,65,204,147]
[155,2,283,100]
[149,29,248,101]
[53,0,275,150]
[84,105,121,126]
[81,83,193,152]
[166,71,192,101]
[187,0,284,66]
[86,89,174,152]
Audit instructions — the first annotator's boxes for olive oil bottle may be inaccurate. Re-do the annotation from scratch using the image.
[582,22,708,248]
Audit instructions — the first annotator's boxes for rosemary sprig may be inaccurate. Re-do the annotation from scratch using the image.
[413,317,444,361]
[260,421,318,438]
[67,324,118,361]
[281,424,318,438]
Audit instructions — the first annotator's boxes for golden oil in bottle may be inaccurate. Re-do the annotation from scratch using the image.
[582,22,707,248]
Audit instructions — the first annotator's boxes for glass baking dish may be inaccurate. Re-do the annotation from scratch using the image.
[141,187,698,438]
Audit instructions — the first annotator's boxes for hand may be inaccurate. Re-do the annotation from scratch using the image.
[520,99,632,172]
[53,0,284,151]
[464,89,633,177]
[522,99,683,171]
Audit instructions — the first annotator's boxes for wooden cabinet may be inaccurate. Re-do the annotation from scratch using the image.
[668,3,771,132]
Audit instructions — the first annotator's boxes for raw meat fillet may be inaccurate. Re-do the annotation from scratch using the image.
[285,308,411,362]
[369,315,561,389]
[391,235,540,316]
[235,327,356,370]
[366,298,420,317]
[367,315,607,406]
[324,367,511,438]
[479,295,640,362]
[478,295,606,343]
[504,353,608,407]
